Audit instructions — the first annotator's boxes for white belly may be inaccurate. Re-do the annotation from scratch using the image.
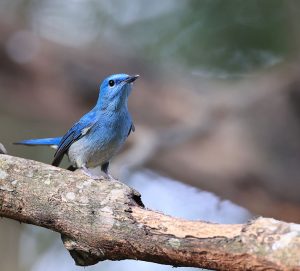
[67,137,123,168]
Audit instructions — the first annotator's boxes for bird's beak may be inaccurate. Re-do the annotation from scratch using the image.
[124,74,139,83]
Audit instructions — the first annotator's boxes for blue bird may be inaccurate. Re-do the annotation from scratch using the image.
[15,73,139,179]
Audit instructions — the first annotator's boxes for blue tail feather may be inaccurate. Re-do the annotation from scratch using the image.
[14,137,62,146]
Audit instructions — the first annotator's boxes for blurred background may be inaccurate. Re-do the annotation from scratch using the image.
[1,0,300,270]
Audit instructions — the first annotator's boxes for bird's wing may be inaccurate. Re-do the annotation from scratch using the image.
[52,112,97,167]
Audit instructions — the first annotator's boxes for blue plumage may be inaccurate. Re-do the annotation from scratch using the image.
[15,137,62,146]
[15,73,139,178]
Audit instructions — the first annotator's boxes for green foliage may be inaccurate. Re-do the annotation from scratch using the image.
[128,0,291,73]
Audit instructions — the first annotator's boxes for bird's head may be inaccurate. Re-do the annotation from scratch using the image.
[97,73,139,111]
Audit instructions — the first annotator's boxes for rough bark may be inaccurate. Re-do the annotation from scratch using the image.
[0,154,299,271]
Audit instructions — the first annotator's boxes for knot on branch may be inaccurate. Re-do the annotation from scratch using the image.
[62,235,104,266]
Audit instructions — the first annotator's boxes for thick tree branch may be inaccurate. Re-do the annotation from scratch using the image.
[0,154,299,270]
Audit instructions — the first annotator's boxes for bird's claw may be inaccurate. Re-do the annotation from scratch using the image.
[81,167,103,180]
[81,166,114,181]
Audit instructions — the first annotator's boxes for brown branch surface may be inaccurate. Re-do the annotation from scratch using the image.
[0,154,299,271]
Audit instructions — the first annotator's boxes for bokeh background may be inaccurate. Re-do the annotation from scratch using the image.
[1,1,300,270]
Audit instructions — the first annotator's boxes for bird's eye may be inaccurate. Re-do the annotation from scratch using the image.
[108,80,115,87]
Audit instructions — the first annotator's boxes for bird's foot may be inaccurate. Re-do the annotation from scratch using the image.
[105,173,115,181]
[80,165,116,180]
[81,166,104,180]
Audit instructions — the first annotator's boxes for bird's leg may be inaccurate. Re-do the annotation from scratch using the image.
[101,162,114,180]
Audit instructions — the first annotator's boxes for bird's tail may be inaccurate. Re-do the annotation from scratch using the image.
[14,137,62,149]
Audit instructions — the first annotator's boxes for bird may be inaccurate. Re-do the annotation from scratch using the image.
[15,73,139,179]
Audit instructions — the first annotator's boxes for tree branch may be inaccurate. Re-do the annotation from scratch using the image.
[0,154,299,270]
